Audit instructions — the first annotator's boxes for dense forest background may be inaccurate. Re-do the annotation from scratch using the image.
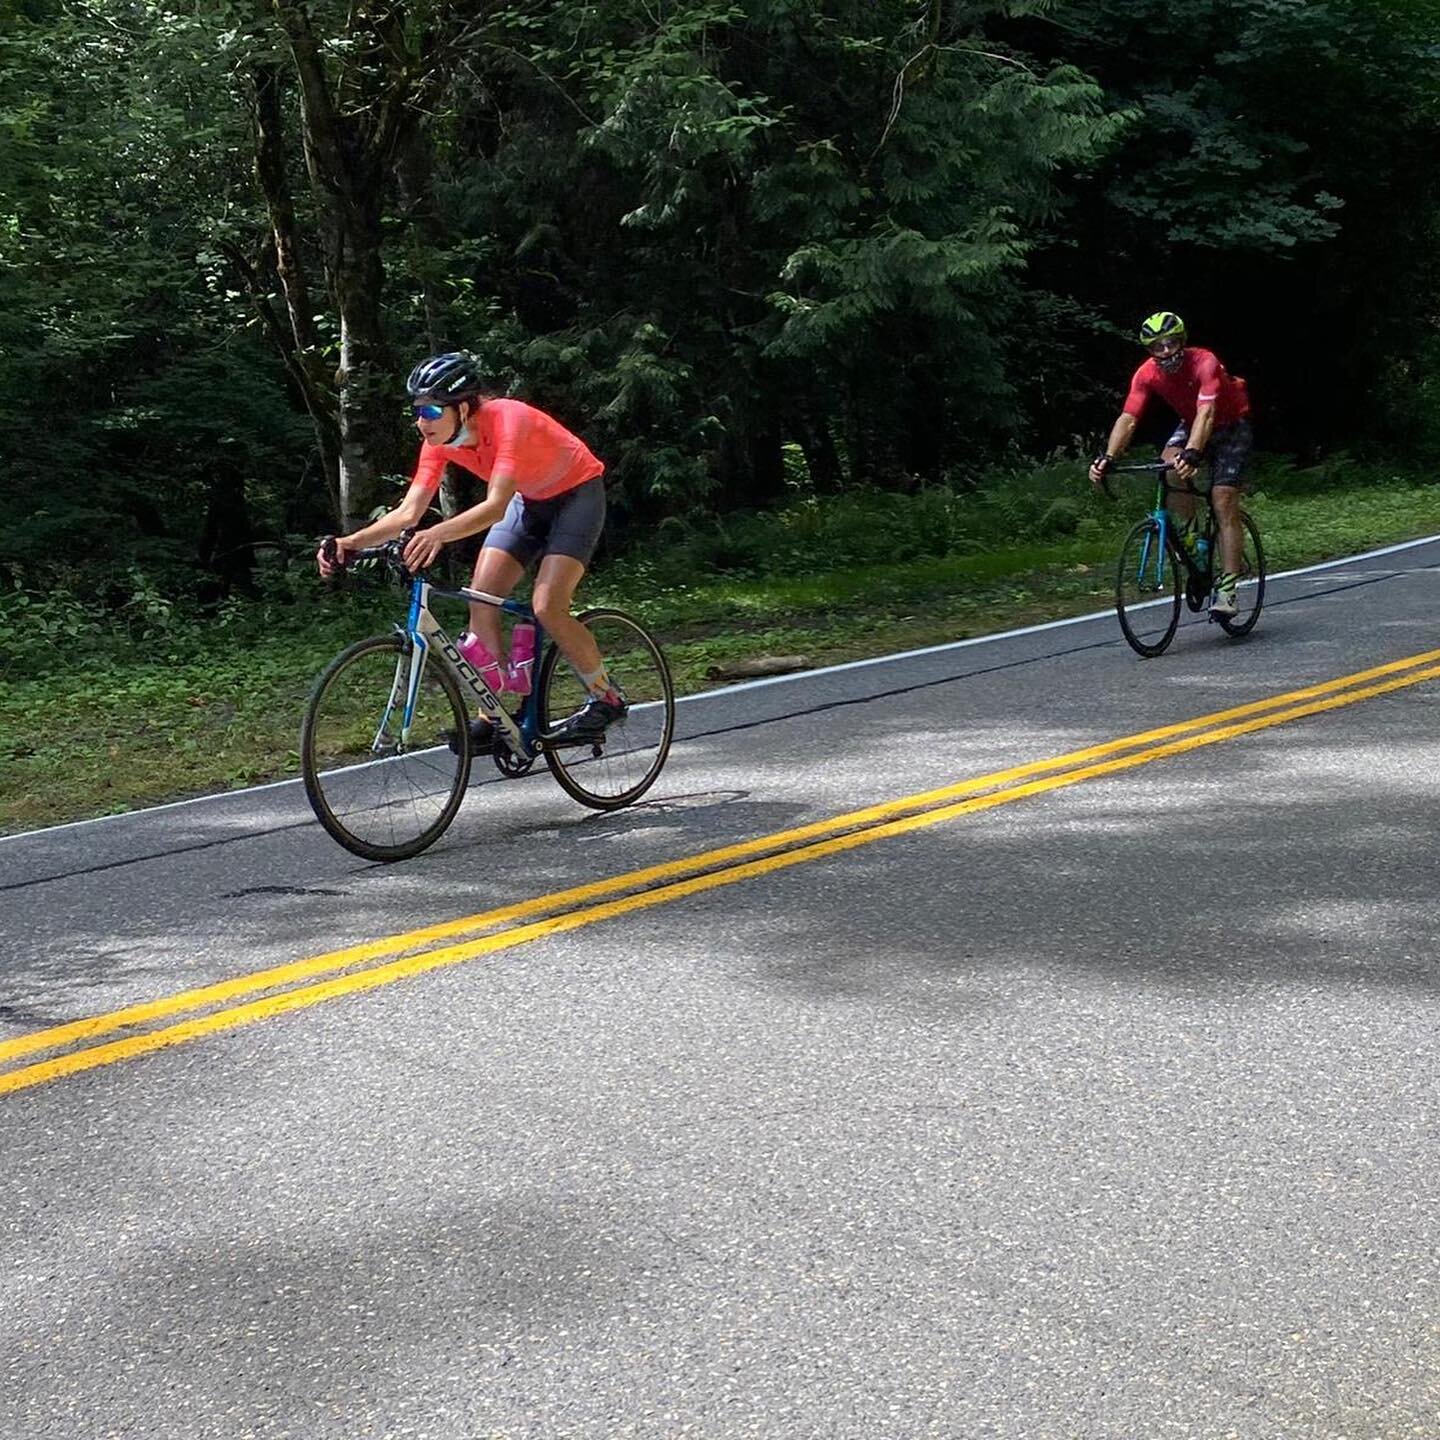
[2,0,1437,610]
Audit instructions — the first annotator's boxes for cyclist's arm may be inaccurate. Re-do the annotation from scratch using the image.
[1103,411,1138,460]
[431,472,518,543]
[1185,403,1216,455]
[1172,404,1215,482]
[1187,353,1223,456]
[435,402,524,541]
[1092,367,1150,476]
[335,481,433,553]
[318,480,433,573]
[1172,355,1223,480]
[1090,411,1137,484]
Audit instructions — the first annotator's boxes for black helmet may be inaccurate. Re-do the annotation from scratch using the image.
[406,350,485,404]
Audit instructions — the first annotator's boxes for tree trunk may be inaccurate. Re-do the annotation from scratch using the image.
[795,404,846,492]
[397,127,448,351]
[715,387,786,511]
[331,205,395,528]
[262,0,482,526]
[253,63,318,356]
[219,235,344,518]
[243,62,343,511]
[898,377,945,481]
[846,377,873,486]
[746,424,785,509]
[198,465,257,598]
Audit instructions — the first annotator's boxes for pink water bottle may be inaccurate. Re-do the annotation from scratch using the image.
[456,631,506,693]
[507,622,536,696]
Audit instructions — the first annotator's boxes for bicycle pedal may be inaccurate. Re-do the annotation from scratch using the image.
[546,734,599,751]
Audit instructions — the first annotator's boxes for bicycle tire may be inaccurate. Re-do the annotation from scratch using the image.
[1216,510,1266,639]
[301,633,471,861]
[1115,518,1182,658]
[537,608,675,811]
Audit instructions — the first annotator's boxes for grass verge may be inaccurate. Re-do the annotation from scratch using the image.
[2,464,1436,834]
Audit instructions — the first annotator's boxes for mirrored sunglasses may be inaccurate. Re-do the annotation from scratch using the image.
[411,402,449,420]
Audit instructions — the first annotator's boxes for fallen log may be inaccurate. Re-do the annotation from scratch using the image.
[704,654,813,681]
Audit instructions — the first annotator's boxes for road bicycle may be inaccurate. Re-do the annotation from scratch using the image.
[1103,460,1266,658]
[300,536,675,861]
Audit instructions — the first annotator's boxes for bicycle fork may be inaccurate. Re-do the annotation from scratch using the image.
[1137,511,1167,590]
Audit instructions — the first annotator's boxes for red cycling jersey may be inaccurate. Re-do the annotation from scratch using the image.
[1122,347,1250,429]
[411,398,603,501]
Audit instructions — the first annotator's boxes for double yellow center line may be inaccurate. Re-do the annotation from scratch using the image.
[5,646,1440,1097]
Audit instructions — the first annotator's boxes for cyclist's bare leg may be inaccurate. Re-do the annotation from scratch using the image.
[1211,483,1244,575]
[467,548,525,663]
[532,554,605,678]
[1161,442,1196,534]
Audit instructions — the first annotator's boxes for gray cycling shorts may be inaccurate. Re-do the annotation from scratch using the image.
[482,475,606,568]
[1165,417,1253,488]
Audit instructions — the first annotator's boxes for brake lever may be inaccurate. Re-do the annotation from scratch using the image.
[386,528,420,580]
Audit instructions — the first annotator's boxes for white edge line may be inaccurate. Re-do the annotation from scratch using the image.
[674,530,1440,701]
[6,530,1437,845]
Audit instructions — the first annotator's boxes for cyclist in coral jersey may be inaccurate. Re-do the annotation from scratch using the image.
[1089,311,1253,617]
[315,351,624,744]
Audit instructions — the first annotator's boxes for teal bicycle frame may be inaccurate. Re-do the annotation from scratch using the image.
[1111,460,1212,600]
[1103,457,1265,658]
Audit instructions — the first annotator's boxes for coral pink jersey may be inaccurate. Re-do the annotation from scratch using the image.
[410,398,603,501]
[1122,347,1250,428]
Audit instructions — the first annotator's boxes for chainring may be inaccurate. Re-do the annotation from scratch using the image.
[492,741,535,779]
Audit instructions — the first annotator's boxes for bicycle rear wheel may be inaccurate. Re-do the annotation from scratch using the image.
[1116,518,1182,658]
[538,608,675,810]
[301,634,471,861]
[1216,510,1266,639]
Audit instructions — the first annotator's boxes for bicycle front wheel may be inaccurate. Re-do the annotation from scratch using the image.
[1216,510,1266,639]
[538,608,675,810]
[1116,519,1182,658]
[301,634,471,861]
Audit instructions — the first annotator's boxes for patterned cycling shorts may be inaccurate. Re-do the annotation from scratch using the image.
[1165,417,1253,488]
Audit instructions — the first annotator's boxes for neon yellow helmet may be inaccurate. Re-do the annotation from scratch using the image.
[1138,311,1186,346]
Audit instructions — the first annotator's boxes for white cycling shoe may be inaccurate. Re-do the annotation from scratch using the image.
[1208,585,1238,618]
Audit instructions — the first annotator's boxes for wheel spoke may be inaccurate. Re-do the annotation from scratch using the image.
[539,610,675,810]
[301,636,471,860]
[1116,520,1181,658]
[1217,511,1266,638]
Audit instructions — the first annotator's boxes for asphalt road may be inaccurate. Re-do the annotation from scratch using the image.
[3,536,1439,1439]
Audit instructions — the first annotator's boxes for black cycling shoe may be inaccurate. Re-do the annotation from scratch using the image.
[443,717,494,755]
[545,695,627,746]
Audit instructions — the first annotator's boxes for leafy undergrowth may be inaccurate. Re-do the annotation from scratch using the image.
[3,461,1436,833]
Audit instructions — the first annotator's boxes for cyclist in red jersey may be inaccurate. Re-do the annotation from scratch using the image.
[315,351,624,743]
[1089,312,1253,617]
